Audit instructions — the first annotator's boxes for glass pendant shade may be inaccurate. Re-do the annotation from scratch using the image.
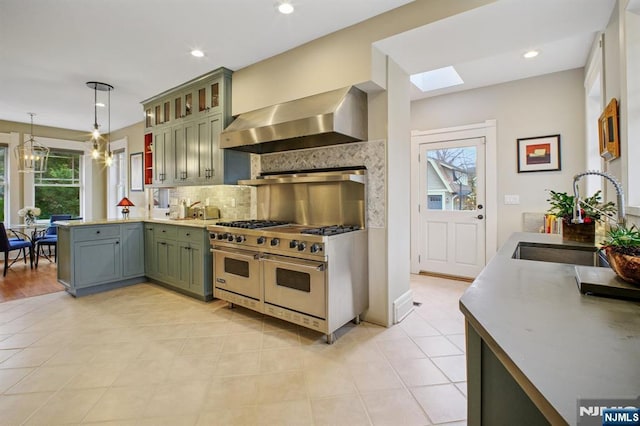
[14,113,49,173]
[86,81,113,166]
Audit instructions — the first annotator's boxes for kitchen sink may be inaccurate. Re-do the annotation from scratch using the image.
[513,242,609,267]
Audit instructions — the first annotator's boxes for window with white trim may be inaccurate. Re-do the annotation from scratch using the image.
[0,145,6,222]
[34,149,82,219]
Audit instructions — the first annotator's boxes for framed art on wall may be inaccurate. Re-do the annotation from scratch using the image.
[130,152,144,191]
[599,98,620,161]
[517,134,561,173]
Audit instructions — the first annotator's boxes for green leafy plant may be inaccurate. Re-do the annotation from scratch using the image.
[602,225,640,256]
[546,189,616,224]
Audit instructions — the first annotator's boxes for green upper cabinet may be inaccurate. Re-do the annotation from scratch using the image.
[142,67,249,186]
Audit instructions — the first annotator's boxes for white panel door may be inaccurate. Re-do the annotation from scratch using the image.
[419,137,486,278]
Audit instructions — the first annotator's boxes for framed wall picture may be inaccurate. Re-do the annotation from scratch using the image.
[599,98,620,161]
[517,134,561,173]
[130,152,144,191]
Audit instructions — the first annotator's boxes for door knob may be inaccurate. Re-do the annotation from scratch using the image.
[477,214,484,219]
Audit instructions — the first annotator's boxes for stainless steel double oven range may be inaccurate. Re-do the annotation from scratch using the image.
[208,168,368,344]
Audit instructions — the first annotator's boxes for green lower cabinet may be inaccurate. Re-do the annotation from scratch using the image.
[145,224,212,300]
[155,238,179,285]
[57,223,145,297]
[189,243,204,294]
[122,223,145,278]
[177,241,205,293]
[57,221,211,300]
[144,224,157,278]
[74,238,121,288]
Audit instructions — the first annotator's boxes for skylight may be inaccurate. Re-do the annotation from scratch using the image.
[411,66,464,92]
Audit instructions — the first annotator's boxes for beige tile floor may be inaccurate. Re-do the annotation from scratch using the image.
[0,275,470,426]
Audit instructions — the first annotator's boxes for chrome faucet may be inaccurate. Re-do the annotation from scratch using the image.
[572,170,625,225]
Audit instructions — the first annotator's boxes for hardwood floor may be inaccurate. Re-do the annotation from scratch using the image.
[0,254,64,302]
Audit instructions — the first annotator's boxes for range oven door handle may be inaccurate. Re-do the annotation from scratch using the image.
[265,258,326,272]
[211,248,261,261]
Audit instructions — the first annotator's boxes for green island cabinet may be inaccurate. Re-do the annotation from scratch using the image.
[58,221,212,300]
[142,67,250,187]
[57,223,146,297]
[143,223,212,300]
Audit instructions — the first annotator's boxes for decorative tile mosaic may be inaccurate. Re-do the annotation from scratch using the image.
[169,185,256,220]
[256,140,386,228]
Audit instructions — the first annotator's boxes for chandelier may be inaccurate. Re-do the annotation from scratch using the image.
[14,113,50,173]
[86,81,114,166]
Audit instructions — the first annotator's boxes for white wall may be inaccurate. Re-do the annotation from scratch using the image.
[411,69,586,246]
[386,57,412,325]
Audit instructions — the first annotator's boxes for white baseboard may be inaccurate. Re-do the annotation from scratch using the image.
[393,290,414,324]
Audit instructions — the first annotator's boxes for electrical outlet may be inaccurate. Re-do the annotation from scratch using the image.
[504,195,520,205]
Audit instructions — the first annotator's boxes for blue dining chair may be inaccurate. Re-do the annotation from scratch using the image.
[1,223,33,276]
[34,214,72,267]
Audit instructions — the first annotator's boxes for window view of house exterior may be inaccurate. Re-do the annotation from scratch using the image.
[34,149,81,219]
[426,147,477,211]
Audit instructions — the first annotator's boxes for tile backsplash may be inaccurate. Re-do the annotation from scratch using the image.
[255,140,386,228]
[169,185,256,220]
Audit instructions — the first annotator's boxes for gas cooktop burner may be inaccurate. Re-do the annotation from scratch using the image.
[215,220,289,229]
[301,225,361,236]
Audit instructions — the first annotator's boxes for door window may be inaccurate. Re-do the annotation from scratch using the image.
[426,146,477,211]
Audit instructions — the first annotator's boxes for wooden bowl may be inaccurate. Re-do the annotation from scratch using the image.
[605,247,640,285]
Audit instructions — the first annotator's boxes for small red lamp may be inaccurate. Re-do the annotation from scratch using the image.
[117,197,134,219]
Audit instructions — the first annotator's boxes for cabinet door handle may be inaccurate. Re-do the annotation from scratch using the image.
[186,233,190,236]
[160,242,166,245]
[116,241,119,244]
[96,230,100,234]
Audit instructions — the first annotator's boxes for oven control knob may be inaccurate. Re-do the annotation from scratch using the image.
[257,236,266,244]
[310,243,322,253]
[289,240,299,249]
[235,235,245,243]
[227,235,235,242]
[217,233,227,240]
[270,238,280,246]
[209,233,216,239]
[297,242,307,251]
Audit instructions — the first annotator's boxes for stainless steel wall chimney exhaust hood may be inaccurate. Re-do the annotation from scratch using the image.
[220,86,367,154]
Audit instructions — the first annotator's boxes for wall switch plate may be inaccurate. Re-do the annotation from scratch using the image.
[504,194,520,205]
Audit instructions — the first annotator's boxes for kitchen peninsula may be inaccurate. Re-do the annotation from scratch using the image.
[56,218,217,300]
[460,233,640,425]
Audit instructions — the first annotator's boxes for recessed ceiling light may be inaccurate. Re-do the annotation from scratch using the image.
[278,2,294,14]
[523,50,539,59]
[95,102,105,108]
[410,66,464,92]
[191,49,205,58]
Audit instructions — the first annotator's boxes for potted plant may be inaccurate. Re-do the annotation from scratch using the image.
[546,190,616,243]
[602,225,640,285]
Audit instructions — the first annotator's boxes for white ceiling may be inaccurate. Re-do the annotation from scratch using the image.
[0,0,616,133]
[375,0,615,100]
[0,0,413,132]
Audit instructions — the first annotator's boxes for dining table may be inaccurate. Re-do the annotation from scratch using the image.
[9,223,50,243]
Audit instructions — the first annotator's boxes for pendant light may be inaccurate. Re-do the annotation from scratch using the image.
[14,113,50,173]
[86,81,114,165]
